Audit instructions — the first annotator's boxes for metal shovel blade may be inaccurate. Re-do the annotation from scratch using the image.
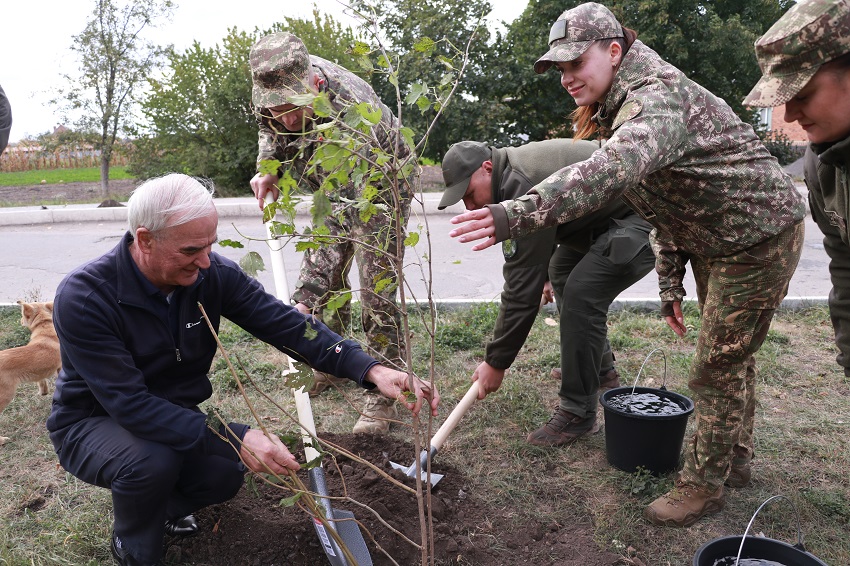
[308,465,373,566]
[389,447,444,487]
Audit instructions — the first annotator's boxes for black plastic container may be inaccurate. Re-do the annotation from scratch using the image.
[693,536,829,566]
[694,496,829,566]
[599,386,694,475]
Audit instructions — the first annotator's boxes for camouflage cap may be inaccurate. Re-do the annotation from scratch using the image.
[744,0,850,107]
[250,32,313,108]
[534,2,624,74]
[438,141,492,210]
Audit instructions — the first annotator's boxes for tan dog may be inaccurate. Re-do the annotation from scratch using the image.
[0,301,62,445]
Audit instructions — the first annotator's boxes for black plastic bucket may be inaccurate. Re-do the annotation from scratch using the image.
[599,385,694,475]
[693,536,828,566]
[694,495,829,566]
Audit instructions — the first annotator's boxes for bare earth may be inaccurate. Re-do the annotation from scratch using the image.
[0,179,139,207]
[169,433,623,566]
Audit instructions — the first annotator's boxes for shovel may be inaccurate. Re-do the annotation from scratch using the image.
[263,193,373,566]
[390,381,481,487]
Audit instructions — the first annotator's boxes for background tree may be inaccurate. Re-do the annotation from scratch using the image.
[55,0,173,196]
[354,0,513,160]
[131,10,360,195]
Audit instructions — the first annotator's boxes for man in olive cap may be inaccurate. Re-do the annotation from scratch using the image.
[440,139,654,446]
[744,0,850,377]
[248,32,416,434]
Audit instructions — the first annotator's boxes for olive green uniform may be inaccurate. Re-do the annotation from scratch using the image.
[485,139,654,417]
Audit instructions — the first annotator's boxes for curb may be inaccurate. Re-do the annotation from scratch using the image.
[0,193,462,227]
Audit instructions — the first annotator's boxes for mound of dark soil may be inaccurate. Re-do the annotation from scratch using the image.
[168,433,621,566]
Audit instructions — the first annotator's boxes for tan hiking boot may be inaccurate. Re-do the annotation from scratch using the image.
[307,370,348,397]
[598,368,621,391]
[526,407,601,447]
[352,395,397,434]
[644,481,725,527]
[725,460,752,488]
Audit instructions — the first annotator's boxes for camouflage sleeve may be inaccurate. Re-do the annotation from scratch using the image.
[498,84,689,243]
[649,228,688,302]
[256,121,279,170]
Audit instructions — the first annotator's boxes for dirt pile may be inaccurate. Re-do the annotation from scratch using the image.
[168,433,620,566]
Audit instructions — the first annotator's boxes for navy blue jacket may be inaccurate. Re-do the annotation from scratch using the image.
[47,233,377,452]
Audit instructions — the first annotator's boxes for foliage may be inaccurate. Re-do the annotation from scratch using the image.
[352,0,512,160]
[493,0,586,144]
[759,129,805,166]
[54,0,173,195]
[130,10,361,196]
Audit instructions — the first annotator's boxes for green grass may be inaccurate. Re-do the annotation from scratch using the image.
[1,303,848,565]
[0,167,132,186]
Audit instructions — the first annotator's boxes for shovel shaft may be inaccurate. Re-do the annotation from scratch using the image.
[430,381,480,452]
[263,193,292,303]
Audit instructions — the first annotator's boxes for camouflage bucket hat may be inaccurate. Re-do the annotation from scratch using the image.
[438,141,492,210]
[250,32,312,108]
[534,2,624,74]
[744,0,850,107]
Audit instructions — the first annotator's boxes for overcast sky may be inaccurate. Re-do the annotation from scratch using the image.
[1,0,527,143]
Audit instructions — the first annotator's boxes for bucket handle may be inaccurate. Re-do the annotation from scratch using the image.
[733,494,806,566]
[629,347,668,394]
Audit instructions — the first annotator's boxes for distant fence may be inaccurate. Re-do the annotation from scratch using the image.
[0,143,130,172]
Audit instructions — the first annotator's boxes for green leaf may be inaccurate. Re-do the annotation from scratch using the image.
[416,96,432,113]
[218,239,244,249]
[414,37,436,55]
[404,232,420,247]
[279,493,303,508]
[239,251,265,277]
[349,41,370,56]
[312,92,334,117]
[258,159,282,176]
[405,83,428,105]
[374,277,397,294]
[311,190,333,227]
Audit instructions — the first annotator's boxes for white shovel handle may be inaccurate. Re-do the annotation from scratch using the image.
[264,192,291,303]
[293,387,321,462]
[430,381,480,452]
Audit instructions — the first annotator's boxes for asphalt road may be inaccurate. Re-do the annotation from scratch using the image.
[0,194,831,307]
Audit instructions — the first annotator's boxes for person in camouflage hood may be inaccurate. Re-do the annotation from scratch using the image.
[248,32,416,434]
[745,0,850,378]
[0,85,11,156]
[449,2,806,528]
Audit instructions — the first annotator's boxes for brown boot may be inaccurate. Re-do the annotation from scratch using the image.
[598,368,621,391]
[644,481,725,527]
[307,370,349,397]
[352,394,397,434]
[526,407,601,447]
[725,460,752,488]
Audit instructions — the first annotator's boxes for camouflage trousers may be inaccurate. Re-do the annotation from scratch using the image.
[292,195,411,371]
[679,221,804,491]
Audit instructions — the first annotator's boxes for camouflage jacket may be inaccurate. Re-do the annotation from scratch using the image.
[255,56,413,202]
[485,139,649,369]
[805,134,850,373]
[489,41,805,302]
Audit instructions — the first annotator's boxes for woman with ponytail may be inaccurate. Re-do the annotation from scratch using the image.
[449,2,806,528]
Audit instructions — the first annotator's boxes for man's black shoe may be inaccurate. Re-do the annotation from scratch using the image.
[164,514,199,537]
[111,532,158,566]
